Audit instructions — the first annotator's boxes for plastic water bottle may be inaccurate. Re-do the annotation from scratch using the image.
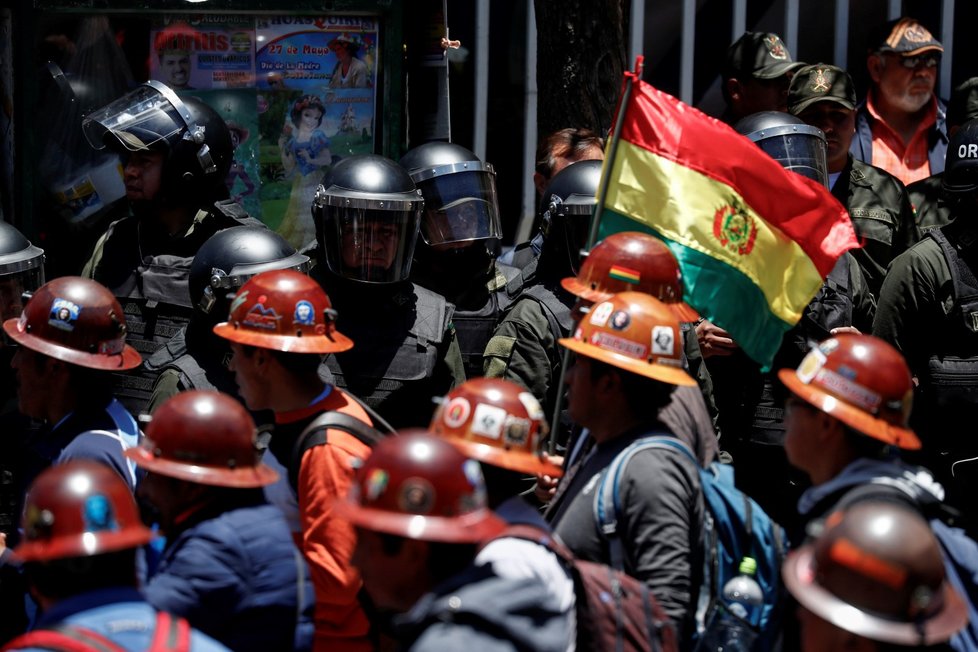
[696,557,764,652]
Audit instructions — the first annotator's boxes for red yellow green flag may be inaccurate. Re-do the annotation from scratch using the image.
[594,71,859,368]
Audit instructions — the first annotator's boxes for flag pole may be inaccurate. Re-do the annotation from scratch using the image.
[547,57,644,456]
[585,55,644,251]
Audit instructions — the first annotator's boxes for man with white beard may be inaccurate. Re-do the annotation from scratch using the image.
[850,17,947,186]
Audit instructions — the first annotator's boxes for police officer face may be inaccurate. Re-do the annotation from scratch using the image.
[797,102,856,173]
[340,219,399,273]
[123,150,165,203]
[729,75,792,117]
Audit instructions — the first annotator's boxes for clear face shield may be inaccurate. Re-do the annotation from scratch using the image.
[314,188,423,284]
[412,163,502,248]
[0,245,45,323]
[81,81,215,174]
[749,125,828,187]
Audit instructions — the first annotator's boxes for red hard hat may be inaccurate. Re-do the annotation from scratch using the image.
[559,291,696,387]
[212,269,353,353]
[334,430,506,544]
[778,334,920,449]
[561,231,699,322]
[783,501,967,646]
[125,390,278,488]
[2,276,141,371]
[430,377,562,477]
[14,461,155,562]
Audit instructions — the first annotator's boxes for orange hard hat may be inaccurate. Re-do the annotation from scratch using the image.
[334,430,506,544]
[213,269,352,354]
[3,276,141,371]
[559,291,695,387]
[561,231,698,322]
[430,377,562,477]
[778,334,919,449]
[126,390,278,488]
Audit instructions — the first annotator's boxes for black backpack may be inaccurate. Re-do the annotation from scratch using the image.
[288,411,384,492]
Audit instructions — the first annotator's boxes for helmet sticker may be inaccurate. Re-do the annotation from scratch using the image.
[610,310,631,331]
[590,331,647,359]
[83,494,117,532]
[293,300,315,326]
[398,478,435,514]
[462,458,483,489]
[49,298,80,332]
[242,295,281,330]
[813,367,882,413]
[651,325,675,356]
[98,338,125,355]
[589,301,614,327]
[517,392,545,421]
[608,264,641,285]
[471,403,507,439]
[503,416,531,447]
[229,290,250,315]
[796,349,827,384]
[442,397,471,429]
[364,468,389,502]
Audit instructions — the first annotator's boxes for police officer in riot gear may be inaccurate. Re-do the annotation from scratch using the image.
[400,141,518,379]
[144,226,311,413]
[874,117,978,516]
[700,112,875,533]
[311,154,464,429]
[80,81,262,416]
[483,159,602,427]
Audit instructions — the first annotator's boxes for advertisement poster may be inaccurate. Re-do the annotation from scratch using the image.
[150,16,256,90]
[255,16,379,248]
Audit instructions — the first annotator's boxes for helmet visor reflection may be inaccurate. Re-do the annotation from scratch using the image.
[417,171,502,246]
[320,207,421,284]
[82,82,190,153]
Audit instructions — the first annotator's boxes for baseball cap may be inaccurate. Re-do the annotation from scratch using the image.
[947,77,978,128]
[725,31,803,81]
[787,64,856,115]
[873,18,943,57]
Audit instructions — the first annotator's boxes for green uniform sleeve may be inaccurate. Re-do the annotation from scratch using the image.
[81,229,110,279]
[147,368,185,414]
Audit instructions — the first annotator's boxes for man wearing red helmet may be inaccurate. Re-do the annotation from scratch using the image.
[778,334,944,543]
[213,269,374,652]
[127,391,314,652]
[544,291,704,639]
[3,461,228,651]
[336,431,569,650]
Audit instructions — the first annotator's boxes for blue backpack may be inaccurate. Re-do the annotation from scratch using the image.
[595,435,787,651]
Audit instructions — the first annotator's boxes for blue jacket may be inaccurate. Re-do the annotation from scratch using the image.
[3,587,228,651]
[143,501,314,652]
[850,97,949,176]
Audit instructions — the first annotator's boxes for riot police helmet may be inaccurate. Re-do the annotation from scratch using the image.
[399,142,502,248]
[189,226,310,322]
[0,221,45,323]
[312,155,424,284]
[735,110,828,186]
[943,117,978,197]
[83,81,233,203]
[539,159,603,276]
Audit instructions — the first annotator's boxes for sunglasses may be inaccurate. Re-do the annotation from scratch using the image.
[892,53,941,69]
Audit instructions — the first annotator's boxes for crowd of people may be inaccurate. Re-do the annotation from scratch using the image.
[0,14,975,652]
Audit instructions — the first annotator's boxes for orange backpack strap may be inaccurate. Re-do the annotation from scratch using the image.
[149,612,191,652]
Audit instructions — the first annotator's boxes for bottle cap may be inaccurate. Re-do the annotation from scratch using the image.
[739,557,758,575]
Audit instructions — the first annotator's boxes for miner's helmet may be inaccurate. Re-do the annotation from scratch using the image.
[735,110,828,187]
[312,155,424,284]
[83,81,233,203]
[126,390,278,488]
[14,461,155,562]
[213,268,353,354]
[429,377,562,478]
[334,430,507,543]
[2,276,141,371]
[783,501,968,646]
[399,142,502,249]
[778,333,919,449]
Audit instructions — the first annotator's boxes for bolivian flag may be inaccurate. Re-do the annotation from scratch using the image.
[595,72,858,369]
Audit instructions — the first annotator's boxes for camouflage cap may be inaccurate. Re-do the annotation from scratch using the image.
[947,78,978,129]
[787,64,856,116]
[873,18,943,57]
[724,31,803,81]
